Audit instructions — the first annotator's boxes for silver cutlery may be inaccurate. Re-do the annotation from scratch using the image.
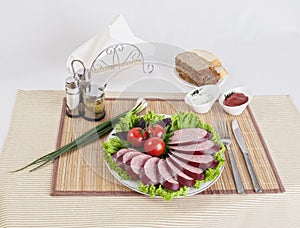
[232,119,262,193]
[218,119,245,194]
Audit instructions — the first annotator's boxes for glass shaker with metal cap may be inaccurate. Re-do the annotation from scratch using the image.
[65,76,81,118]
[82,84,107,121]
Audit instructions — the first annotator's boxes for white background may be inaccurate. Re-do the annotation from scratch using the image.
[0,0,299,152]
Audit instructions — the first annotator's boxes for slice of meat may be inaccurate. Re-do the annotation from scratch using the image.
[165,157,195,187]
[207,159,219,169]
[112,148,136,165]
[170,151,218,169]
[112,148,128,161]
[125,154,151,179]
[157,159,181,191]
[168,128,211,145]
[169,140,221,155]
[139,157,160,185]
[169,154,205,180]
[119,150,143,170]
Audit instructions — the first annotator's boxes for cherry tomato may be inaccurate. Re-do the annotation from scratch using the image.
[147,124,165,138]
[144,137,165,156]
[143,131,150,139]
[127,127,145,147]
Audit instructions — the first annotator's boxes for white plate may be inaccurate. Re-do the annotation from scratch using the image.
[104,127,225,198]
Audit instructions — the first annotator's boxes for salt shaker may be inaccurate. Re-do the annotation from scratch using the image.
[65,76,81,118]
[82,84,106,121]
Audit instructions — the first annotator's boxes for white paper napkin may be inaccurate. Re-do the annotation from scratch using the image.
[66,14,144,71]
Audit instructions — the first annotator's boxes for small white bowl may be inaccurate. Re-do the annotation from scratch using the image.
[185,85,220,113]
[219,86,253,116]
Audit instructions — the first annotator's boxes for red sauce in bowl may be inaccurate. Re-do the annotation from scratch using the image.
[224,92,248,107]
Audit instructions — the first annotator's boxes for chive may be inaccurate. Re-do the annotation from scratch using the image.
[12,98,148,172]
[224,91,235,100]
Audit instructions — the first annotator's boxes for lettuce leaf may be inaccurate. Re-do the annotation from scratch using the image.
[103,136,128,155]
[103,137,130,179]
[114,112,141,133]
[142,111,165,125]
[171,112,202,131]
[139,183,188,201]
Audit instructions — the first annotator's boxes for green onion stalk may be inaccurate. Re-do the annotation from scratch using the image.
[13,98,148,172]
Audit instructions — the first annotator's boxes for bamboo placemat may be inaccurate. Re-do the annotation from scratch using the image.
[51,98,285,196]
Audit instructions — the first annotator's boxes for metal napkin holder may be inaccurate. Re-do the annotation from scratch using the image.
[65,43,154,121]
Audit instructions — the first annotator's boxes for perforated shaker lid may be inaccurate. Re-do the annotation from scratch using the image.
[65,76,80,93]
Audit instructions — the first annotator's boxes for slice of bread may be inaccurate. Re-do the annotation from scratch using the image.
[175,50,228,86]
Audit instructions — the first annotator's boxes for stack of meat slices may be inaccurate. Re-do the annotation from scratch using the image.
[112,128,221,191]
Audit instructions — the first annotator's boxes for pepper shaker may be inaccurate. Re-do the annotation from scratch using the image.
[65,76,81,118]
[82,84,106,121]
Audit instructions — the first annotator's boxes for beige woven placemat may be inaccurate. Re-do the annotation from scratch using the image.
[51,98,285,196]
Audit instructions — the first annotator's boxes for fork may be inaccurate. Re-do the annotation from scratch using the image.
[218,119,245,194]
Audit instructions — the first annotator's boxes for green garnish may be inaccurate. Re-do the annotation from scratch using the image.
[171,112,201,131]
[103,137,131,180]
[13,98,148,172]
[139,183,188,201]
[224,91,235,100]
[191,88,203,96]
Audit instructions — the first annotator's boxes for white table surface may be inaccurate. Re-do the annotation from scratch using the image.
[0,0,299,153]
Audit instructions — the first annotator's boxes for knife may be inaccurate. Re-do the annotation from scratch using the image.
[232,120,262,193]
